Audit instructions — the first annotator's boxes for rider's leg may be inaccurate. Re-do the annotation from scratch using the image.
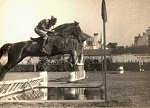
[41,35,48,53]
[34,28,47,53]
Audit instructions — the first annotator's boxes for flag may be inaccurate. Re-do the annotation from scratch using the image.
[101,0,107,22]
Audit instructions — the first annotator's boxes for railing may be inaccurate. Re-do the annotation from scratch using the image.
[0,88,42,101]
[0,71,47,97]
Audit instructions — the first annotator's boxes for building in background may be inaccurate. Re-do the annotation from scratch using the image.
[85,33,102,49]
[134,27,150,46]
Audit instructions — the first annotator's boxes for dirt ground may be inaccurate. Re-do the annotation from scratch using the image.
[0,71,150,107]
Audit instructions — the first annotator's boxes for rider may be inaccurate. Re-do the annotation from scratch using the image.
[34,16,57,53]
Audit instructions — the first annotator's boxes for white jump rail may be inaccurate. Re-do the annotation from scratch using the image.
[0,71,47,97]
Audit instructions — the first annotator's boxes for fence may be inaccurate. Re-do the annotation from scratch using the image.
[0,71,47,97]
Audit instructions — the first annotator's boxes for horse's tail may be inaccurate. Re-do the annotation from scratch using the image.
[0,43,12,59]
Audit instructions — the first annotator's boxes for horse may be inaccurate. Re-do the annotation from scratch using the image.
[0,30,90,80]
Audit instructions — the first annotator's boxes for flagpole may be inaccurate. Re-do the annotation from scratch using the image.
[103,19,107,102]
[101,0,107,102]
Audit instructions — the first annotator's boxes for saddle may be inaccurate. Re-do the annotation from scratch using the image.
[30,31,56,41]
[30,37,43,41]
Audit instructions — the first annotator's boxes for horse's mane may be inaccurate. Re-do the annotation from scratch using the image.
[53,21,80,33]
[53,23,75,31]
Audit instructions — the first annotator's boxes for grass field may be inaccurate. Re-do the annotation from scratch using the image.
[107,71,150,107]
[1,71,150,107]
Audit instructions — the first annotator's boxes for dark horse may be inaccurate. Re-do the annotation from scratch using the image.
[0,27,90,80]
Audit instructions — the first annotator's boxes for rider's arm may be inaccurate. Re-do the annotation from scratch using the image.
[38,19,50,32]
[43,28,49,32]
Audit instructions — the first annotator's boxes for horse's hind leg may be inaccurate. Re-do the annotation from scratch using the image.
[0,63,12,80]
[0,54,26,80]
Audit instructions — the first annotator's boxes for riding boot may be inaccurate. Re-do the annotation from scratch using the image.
[41,37,48,54]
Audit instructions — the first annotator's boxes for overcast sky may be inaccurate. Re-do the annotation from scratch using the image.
[0,0,150,47]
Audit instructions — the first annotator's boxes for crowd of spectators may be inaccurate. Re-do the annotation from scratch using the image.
[36,56,113,71]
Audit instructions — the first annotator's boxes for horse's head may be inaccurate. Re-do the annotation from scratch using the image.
[72,24,91,43]
[79,31,91,42]
[71,21,91,43]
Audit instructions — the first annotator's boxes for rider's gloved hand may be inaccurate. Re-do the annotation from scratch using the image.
[43,34,48,39]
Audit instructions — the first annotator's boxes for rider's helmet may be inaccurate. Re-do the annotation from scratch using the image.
[50,16,57,26]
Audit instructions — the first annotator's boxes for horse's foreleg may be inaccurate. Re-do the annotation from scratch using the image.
[77,45,84,64]
[70,50,79,71]
[75,50,79,64]
[71,50,78,65]
[78,52,84,65]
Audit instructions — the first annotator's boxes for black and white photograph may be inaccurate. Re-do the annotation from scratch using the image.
[0,0,150,107]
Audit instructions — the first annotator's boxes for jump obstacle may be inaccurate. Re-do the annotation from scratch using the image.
[0,71,48,98]
[0,68,86,98]
[0,47,86,98]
